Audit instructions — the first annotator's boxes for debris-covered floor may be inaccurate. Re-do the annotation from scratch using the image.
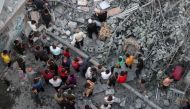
[0,0,190,109]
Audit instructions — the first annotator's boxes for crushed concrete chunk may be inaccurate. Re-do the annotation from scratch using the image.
[77,0,87,6]
[99,1,110,10]
[107,7,123,17]
[68,21,77,29]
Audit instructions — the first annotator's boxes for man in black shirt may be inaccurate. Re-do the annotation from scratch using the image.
[87,19,99,39]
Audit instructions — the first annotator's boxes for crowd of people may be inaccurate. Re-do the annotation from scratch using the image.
[0,0,189,109]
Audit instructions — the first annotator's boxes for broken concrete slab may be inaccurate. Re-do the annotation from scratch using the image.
[99,1,110,10]
[107,7,123,17]
[77,6,90,12]
[112,3,139,19]
[77,0,87,6]
[68,21,77,29]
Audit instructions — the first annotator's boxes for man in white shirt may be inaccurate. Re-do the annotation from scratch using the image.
[71,31,86,49]
[49,76,62,92]
[85,67,97,79]
[50,45,61,59]
[27,20,38,32]
[100,70,111,84]
[100,103,111,109]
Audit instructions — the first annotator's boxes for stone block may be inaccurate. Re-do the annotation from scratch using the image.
[57,43,63,48]
[99,1,110,10]
[61,36,67,39]
[78,7,90,12]
[68,21,77,29]
[65,30,71,36]
[76,18,85,23]
[72,0,77,3]
[107,7,123,17]
[163,100,170,106]
[77,0,87,6]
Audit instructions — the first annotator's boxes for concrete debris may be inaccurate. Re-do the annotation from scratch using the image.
[99,1,110,10]
[107,7,123,17]
[112,3,139,19]
[163,100,170,107]
[77,6,90,12]
[77,0,88,6]
[68,21,77,29]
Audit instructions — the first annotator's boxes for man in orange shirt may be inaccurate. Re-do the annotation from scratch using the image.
[125,54,135,69]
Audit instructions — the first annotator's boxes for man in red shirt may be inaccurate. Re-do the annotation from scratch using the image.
[58,66,68,82]
[41,70,54,84]
[117,71,127,83]
[72,58,80,72]
[63,48,71,58]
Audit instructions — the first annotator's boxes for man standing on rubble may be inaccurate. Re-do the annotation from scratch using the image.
[41,8,52,28]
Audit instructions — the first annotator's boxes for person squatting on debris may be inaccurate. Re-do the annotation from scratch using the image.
[94,8,107,23]
[87,19,99,39]
[71,31,86,49]
[1,50,11,67]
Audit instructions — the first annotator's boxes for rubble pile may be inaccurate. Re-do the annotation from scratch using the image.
[48,0,190,80]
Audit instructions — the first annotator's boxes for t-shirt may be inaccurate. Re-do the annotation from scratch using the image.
[49,78,62,87]
[72,61,80,70]
[1,53,11,64]
[85,67,93,79]
[101,71,111,80]
[63,51,71,58]
[125,56,134,66]
[27,21,37,31]
[41,71,53,80]
[50,46,61,55]
[117,74,127,83]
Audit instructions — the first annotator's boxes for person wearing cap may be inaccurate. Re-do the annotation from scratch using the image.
[71,31,86,49]
[87,19,99,39]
